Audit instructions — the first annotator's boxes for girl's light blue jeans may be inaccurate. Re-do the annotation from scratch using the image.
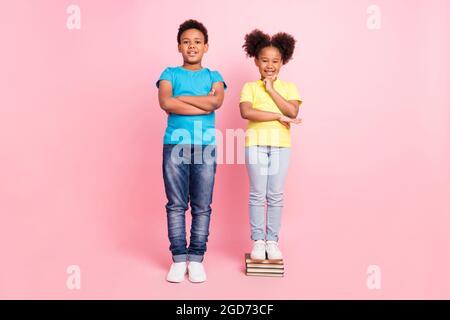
[245,145,291,242]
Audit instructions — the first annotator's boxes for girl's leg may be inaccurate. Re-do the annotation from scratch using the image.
[266,147,291,242]
[245,146,270,241]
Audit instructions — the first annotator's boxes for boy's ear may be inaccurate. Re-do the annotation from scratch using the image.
[204,43,209,52]
[178,44,182,53]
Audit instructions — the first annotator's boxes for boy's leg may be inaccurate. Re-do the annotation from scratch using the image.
[245,146,270,241]
[187,144,217,262]
[163,144,190,262]
[266,147,291,242]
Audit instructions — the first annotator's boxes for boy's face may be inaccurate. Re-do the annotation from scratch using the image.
[178,28,208,65]
[255,46,283,79]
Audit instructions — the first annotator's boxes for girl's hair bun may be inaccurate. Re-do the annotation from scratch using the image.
[243,29,296,64]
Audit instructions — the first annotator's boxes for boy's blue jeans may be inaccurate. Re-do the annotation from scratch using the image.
[162,144,217,263]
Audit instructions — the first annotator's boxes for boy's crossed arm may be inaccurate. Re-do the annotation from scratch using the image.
[176,82,225,112]
[158,80,225,115]
[158,80,207,115]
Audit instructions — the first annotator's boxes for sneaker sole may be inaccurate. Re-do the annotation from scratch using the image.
[188,277,206,283]
[266,255,283,260]
[166,277,185,283]
[250,255,267,261]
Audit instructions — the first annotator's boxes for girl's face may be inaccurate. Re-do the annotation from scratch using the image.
[255,46,283,79]
[178,28,208,66]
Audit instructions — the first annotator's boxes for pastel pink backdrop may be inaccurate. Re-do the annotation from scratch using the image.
[1,0,449,299]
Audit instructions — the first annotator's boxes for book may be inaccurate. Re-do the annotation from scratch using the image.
[246,263,284,269]
[246,272,284,278]
[246,268,284,274]
[245,253,285,277]
[245,253,283,264]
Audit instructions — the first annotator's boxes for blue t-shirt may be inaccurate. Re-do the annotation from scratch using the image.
[156,66,227,145]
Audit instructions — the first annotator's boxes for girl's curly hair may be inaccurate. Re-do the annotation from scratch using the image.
[243,29,296,64]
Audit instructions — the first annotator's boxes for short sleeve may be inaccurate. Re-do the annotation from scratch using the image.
[156,67,173,88]
[210,70,227,90]
[239,82,253,103]
[287,82,302,104]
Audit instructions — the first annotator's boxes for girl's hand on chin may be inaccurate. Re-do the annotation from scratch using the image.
[263,75,277,92]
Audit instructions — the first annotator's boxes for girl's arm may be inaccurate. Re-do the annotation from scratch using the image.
[264,77,301,118]
[176,82,225,112]
[158,80,210,115]
[239,101,283,122]
[240,101,301,128]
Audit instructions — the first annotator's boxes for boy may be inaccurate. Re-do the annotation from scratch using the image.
[156,19,227,283]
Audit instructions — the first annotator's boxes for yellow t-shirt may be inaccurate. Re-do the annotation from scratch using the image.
[240,79,302,147]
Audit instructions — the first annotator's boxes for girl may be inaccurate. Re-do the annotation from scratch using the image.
[239,29,302,260]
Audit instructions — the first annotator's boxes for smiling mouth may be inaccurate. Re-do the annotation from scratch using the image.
[187,51,198,57]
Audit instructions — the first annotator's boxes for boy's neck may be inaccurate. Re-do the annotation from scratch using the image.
[182,62,203,71]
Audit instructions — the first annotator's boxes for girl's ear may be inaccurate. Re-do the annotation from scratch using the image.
[254,57,259,67]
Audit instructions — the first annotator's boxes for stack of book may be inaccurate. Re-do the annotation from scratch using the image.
[245,253,284,277]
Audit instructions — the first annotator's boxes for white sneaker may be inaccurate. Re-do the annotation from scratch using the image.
[166,262,187,283]
[188,262,207,283]
[266,241,283,260]
[250,240,266,260]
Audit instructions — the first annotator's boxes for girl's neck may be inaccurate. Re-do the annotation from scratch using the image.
[260,76,278,81]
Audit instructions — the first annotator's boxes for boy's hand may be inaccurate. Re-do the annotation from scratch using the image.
[278,114,301,128]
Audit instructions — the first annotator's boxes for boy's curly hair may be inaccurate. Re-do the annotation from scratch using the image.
[177,19,208,44]
[243,29,296,64]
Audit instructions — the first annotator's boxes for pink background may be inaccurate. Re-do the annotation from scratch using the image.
[1,0,449,299]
